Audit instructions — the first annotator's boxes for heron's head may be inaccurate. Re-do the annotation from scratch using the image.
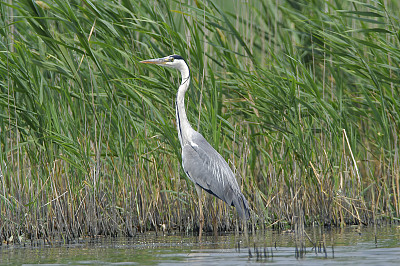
[140,54,186,69]
[140,54,190,80]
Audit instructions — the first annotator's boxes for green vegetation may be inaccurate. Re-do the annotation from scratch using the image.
[1,0,399,241]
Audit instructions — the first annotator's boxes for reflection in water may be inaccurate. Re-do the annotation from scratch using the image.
[0,226,399,265]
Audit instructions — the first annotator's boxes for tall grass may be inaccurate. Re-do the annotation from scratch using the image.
[0,0,399,242]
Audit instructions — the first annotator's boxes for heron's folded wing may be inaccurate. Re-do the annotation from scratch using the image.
[181,134,237,206]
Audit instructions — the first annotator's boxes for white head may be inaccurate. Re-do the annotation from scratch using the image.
[140,54,190,80]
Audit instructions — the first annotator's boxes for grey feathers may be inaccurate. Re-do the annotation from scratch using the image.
[182,132,250,220]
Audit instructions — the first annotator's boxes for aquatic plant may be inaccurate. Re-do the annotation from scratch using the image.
[1,0,399,242]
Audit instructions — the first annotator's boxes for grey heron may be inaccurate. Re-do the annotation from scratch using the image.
[140,54,250,235]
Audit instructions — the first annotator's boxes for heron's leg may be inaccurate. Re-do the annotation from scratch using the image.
[195,185,203,240]
[241,204,249,245]
[212,201,218,237]
[243,219,249,245]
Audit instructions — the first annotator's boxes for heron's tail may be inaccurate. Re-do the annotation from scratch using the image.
[233,193,251,220]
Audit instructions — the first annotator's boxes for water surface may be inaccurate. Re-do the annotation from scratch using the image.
[1,225,399,265]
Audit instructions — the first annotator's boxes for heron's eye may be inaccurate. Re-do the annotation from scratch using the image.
[170,57,174,62]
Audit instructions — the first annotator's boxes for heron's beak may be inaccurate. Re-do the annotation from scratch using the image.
[139,57,167,65]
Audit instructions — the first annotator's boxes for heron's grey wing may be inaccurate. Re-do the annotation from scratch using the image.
[182,140,234,203]
[182,132,250,219]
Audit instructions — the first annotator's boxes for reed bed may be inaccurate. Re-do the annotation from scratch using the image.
[1,0,399,242]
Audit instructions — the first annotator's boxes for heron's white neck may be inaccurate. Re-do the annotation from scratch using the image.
[175,62,193,147]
